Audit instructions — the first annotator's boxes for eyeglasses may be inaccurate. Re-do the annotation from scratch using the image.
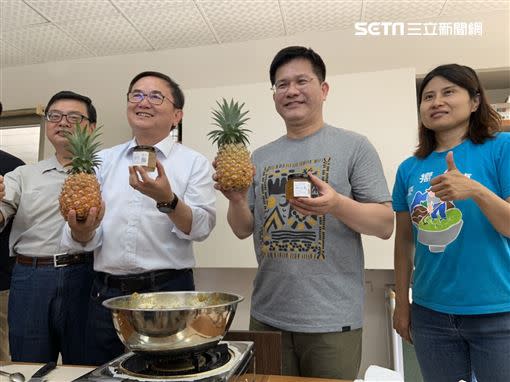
[46,111,89,124]
[272,76,318,95]
[127,91,177,107]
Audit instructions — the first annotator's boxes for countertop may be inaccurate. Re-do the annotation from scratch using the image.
[0,363,350,382]
[0,363,91,381]
[255,377,350,382]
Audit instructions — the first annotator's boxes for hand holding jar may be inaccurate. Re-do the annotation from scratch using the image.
[285,173,313,199]
[129,160,173,203]
[288,172,340,216]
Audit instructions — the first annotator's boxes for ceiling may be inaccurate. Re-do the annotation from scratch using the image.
[1,0,509,68]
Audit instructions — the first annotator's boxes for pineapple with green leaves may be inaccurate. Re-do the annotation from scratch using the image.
[208,98,253,191]
[59,124,102,221]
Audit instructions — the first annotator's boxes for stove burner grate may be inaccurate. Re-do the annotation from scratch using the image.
[119,343,231,377]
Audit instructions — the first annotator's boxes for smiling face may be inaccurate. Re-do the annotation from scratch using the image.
[45,99,92,150]
[272,58,329,134]
[127,75,183,144]
[419,76,479,136]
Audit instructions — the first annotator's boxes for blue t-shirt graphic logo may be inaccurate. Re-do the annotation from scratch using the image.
[410,188,464,253]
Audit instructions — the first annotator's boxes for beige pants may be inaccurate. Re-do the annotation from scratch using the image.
[250,316,362,379]
[0,289,10,361]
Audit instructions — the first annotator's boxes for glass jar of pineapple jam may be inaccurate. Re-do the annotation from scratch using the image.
[286,173,312,200]
[132,145,156,172]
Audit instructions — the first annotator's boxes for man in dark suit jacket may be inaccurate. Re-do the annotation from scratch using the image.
[0,101,25,361]
[0,150,25,289]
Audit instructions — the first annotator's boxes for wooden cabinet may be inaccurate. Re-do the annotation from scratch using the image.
[224,330,282,375]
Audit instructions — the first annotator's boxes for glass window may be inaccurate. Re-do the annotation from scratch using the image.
[0,125,41,164]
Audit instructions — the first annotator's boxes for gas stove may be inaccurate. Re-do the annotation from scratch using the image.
[73,341,254,382]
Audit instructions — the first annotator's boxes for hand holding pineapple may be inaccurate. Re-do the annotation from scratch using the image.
[211,159,255,203]
[208,98,254,193]
[59,123,104,244]
[59,124,102,222]
[67,199,105,244]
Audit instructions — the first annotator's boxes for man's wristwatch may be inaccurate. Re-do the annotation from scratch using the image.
[156,193,179,213]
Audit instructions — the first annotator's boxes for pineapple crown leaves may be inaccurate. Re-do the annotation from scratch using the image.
[207,97,251,148]
[64,123,102,175]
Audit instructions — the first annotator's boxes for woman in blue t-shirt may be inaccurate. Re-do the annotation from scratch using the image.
[392,63,510,382]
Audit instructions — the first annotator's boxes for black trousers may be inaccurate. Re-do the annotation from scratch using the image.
[84,269,194,365]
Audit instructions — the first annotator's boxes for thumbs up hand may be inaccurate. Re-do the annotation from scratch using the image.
[446,151,458,172]
[430,151,476,201]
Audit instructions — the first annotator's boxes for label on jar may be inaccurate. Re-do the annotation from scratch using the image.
[293,180,311,197]
[132,151,150,167]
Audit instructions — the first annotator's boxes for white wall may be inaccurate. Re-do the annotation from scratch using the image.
[487,88,510,103]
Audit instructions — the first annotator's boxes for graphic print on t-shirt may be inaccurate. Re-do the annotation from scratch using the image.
[409,185,464,253]
[260,158,330,260]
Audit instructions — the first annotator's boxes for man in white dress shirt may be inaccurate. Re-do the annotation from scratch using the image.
[63,71,216,365]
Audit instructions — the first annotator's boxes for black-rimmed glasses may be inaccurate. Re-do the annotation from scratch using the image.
[45,111,89,124]
[127,91,177,107]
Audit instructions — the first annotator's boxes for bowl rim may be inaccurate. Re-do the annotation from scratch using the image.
[102,290,244,312]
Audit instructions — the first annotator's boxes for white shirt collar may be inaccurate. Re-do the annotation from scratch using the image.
[127,134,175,159]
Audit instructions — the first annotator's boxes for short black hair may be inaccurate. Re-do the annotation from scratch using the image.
[128,71,185,109]
[269,46,326,85]
[45,91,97,123]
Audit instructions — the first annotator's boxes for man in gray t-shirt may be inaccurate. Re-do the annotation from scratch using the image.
[213,46,393,379]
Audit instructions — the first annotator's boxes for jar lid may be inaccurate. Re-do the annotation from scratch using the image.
[288,173,309,180]
[134,145,156,151]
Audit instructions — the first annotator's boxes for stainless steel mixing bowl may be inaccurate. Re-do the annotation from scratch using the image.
[102,291,244,355]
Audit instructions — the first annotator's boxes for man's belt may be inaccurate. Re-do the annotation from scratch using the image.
[16,252,93,268]
[97,269,192,293]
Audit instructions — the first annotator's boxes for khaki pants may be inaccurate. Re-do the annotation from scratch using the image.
[0,290,10,361]
[250,316,362,379]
